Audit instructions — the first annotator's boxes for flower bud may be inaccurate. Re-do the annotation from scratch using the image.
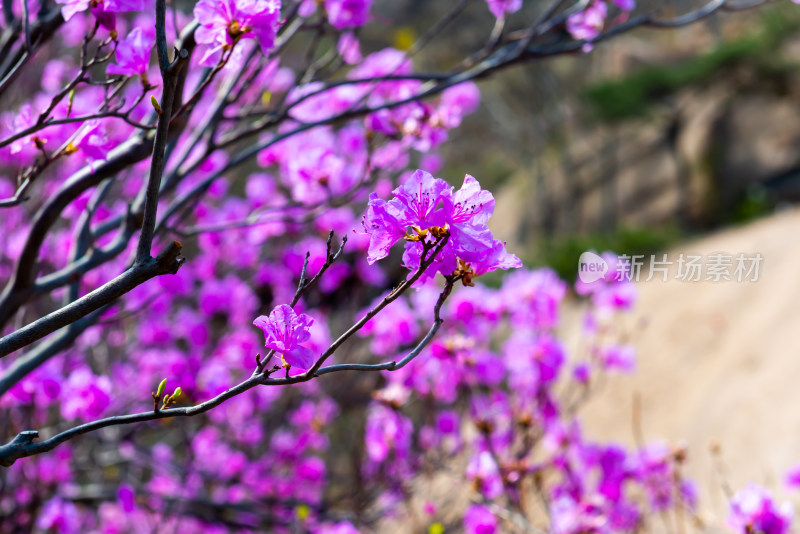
[156,378,167,398]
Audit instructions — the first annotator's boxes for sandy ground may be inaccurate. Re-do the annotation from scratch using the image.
[575,206,800,525]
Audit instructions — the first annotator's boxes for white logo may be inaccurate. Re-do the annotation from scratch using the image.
[578,251,608,284]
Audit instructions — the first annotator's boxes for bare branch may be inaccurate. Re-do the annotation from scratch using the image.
[0,241,184,358]
[134,0,189,264]
[291,231,348,307]
[0,235,454,466]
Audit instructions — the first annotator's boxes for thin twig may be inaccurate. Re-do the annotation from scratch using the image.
[0,237,456,466]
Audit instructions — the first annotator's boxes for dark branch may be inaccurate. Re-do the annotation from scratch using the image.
[0,235,454,466]
[0,242,184,358]
[134,0,189,264]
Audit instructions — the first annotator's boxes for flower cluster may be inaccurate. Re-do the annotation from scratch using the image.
[361,169,521,281]
[728,484,793,534]
[194,0,282,66]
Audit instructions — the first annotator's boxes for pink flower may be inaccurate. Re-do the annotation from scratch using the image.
[68,119,111,162]
[464,504,498,534]
[253,304,315,369]
[324,0,371,29]
[728,484,793,534]
[36,498,82,533]
[466,450,503,499]
[485,0,522,19]
[337,32,362,64]
[106,27,154,78]
[364,403,413,470]
[566,1,608,42]
[61,368,112,422]
[194,0,281,66]
[359,169,520,281]
[599,344,636,373]
[786,464,800,489]
[435,82,481,129]
[56,0,144,29]
[359,192,407,264]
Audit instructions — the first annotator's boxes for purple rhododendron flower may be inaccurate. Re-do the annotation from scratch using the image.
[613,0,635,10]
[314,521,361,534]
[324,0,372,29]
[392,169,451,228]
[194,0,281,66]
[359,169,520,282]
[466,450,503,499]
[364,403,413,477]
[566,1,608,42]
[253,304,315,369]
[436,82,481,129]
[56,0,144,29]
[485,0,522,19]
[786,464,800,489]
[106,27,154,79]
[36,498,82,533]
[69,119,111,162]
[464,504,498,534]
[599,344,636,373]
[728,484,793,534]
[61,368,112,422]
[360,192,407,264]
[337,32,362,64]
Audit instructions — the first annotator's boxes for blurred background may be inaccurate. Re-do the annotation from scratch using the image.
[369,0,800,525]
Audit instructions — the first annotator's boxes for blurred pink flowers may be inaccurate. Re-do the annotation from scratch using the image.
[728,484,793,534]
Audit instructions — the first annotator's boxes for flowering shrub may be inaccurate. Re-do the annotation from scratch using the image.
[0,0,792,532]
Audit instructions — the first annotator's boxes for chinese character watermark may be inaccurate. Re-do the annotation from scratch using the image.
[577,252,763,284]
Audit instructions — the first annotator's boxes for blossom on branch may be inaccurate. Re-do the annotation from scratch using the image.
[253,304,315,370]
[360,169,520,282]
[194,0,282,66]
[106,27,155,83]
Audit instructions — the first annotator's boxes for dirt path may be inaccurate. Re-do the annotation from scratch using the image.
[576,206,800,524]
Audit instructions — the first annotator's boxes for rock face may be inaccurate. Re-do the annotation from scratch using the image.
[435,7,800,249]
[487,81,800,252]
[574,206,800,522]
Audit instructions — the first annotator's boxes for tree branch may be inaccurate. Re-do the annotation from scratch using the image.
[0,242,184,358]
[134,0,189,264]
[0,235,454,466]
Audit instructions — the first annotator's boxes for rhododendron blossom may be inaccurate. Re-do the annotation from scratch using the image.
[485,0,522,19]
[194,0,281,66]
[56,0,145,27]
[106,27,155,81]
[253,304,315,369]
[360,169,521,281]
[324,0,372,29]
[567,1,609,43]
[728,484,793,534]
